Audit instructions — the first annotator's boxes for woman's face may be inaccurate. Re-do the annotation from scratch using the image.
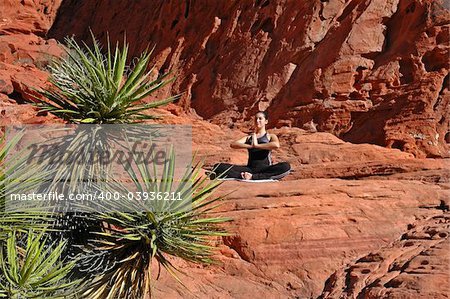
[254,113,268,129]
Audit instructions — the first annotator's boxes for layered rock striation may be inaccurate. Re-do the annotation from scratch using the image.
[0,0,63,125]
[148,114,450,298]
[49,0,450,157]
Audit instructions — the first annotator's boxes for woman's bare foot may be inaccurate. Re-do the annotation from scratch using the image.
[241,172,253,180]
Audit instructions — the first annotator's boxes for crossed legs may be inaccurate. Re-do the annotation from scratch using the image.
[211,163,251,179]
[212,162,291,180]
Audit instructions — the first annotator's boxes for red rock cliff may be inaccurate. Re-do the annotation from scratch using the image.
[0,0,63,124]
[48,0,449,158]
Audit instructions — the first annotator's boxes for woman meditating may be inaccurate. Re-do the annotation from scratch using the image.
[211,111,291,180]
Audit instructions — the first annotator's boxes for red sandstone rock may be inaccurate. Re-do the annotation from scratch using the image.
[132,115,450,297]
[0,0,61,35]
[149,178,449,298]
[0,96,62,125]
[49,0,450,158]
[2,92,449,298]
[0,0,63,124]
[319,213,450,298]
[195,126,449,181]
[0,33,63,125]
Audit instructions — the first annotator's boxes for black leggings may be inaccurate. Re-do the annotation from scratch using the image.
[212,162,291,180]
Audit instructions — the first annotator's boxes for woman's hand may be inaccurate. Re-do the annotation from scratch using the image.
[251,133,258,147]
[252,133,280,150]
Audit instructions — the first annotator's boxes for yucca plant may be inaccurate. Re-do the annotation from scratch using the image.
[34,32,179,124]
[77,149,231,298]
[0,133,77,297]
[0,230,81,298]
[15,30,230,299]
[0,133,54,242]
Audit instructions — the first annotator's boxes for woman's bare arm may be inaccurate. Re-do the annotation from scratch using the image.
[230,135,252,149]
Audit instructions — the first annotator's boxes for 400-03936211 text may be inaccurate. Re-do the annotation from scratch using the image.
[8,191,184,201]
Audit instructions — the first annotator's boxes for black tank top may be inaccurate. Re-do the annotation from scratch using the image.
[245,133,272,169]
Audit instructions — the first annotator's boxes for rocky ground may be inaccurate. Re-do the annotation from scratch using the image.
[144,118,449,299]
